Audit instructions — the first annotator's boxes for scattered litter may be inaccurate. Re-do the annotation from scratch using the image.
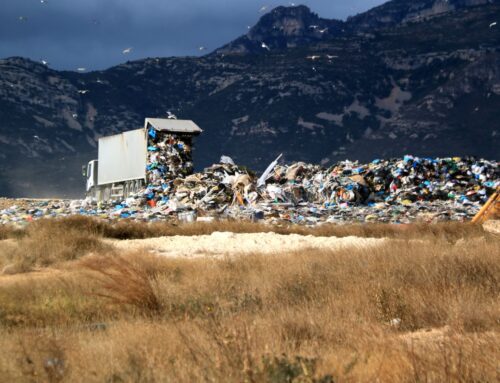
[0,155,498,226]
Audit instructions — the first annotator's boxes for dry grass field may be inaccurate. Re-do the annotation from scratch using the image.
[0,217,498,382]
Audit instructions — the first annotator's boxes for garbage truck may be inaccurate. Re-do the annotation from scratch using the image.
[83,118,203,201]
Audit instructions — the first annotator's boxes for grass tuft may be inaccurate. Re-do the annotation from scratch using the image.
[0,218,109,274]
[82,254,163,316]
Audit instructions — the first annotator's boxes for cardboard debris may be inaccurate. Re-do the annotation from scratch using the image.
[1,154,498,225]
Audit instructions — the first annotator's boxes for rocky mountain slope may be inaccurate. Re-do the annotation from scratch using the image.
[0,0,499,197]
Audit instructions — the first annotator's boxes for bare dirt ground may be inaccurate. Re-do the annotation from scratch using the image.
[107,232,388,258]
[483,219,500,235]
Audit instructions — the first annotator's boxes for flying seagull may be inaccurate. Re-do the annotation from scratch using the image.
[198,46,206,51]
[318,28,328,34]
[78,90,90,95]
[307,55,321,60]
[261,42,270,51]
[122,47,133,54]
[76,68,87,72]
[166,111,177,119]
[259,5,268,13]
[40,60,49,66]
[490,22,497,28]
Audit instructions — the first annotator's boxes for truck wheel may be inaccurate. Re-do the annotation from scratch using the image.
[103,186,111,202]
[123,183,129,198]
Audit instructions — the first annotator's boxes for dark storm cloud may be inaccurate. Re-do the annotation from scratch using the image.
[0,0,386,70]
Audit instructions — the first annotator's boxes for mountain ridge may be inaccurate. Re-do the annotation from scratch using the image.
[0,0,499,197]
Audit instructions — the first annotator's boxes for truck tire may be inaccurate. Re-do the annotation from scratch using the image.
[124,182,130,198]
[86,187,94,200]
[134,180,142,194]
[103,186,111,202]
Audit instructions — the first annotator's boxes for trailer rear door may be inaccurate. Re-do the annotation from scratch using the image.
[97,128,147,186]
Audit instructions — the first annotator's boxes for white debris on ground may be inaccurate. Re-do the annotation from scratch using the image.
[107,232,387,258]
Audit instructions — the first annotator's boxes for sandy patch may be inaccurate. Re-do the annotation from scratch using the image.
[107,232,387,259]
[400,326,452,345]
[483,220,500,236]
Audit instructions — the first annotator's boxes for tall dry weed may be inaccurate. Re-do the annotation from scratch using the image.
[100,220,487,241]
[82,254,163,316]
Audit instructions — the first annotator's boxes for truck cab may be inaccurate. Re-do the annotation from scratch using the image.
[84,160,98,194]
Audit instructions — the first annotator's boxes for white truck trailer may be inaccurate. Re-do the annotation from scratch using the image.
[83,118,202,201]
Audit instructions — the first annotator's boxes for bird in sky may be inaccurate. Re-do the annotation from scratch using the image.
[259,5,268,13]
[33,135,41,140]
[76,68,87,72]
[326,55,338,59]
[40,60,49,66]
[166,111,177,119]
[307,55,321,60]
[261,42,270,51]
[122,47,133,54]
[318,28,329,34]
[490,22,497,28]
[198,46,206,51]
[78,90,90,94]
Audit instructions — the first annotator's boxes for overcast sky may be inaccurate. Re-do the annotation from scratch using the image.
[0,0,386,71]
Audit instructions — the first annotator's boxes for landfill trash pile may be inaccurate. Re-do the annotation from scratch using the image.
[131,160,255,218]
[146,126,194,185]
[261,155,499,206]
[0,155,498,226]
